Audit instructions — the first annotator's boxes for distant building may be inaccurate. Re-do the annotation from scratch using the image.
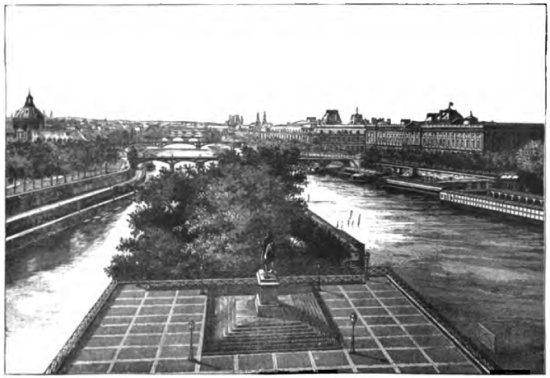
[9,92,82,142]
[11,91,45,141]
[226,114,243,127]
[260,108,367,154]
[365,103,544,153]
[321,110,342,125]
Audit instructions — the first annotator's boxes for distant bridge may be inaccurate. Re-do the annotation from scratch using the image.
[140,137,238,150]
[137,149,219,172]
[298,152,361,168]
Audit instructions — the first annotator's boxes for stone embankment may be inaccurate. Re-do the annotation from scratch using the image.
[6,168,135,217]
[6,169,144,252]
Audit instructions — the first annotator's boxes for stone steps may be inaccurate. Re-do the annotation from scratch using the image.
[203,294,341,356]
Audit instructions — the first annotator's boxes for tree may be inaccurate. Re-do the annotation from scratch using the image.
[516,140,544,177]
[106,145,312,281]
[516,140,544,194]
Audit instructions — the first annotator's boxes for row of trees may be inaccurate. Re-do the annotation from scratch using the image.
[360,140,544,194]
[6,136,122,189]
[106,146,351,281]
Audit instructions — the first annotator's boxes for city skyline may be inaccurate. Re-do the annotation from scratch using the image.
[6,5,546,124]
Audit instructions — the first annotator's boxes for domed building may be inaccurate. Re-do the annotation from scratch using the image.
[12,91,45,141]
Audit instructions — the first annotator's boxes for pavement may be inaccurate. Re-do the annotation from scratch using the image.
[61,278,483,374]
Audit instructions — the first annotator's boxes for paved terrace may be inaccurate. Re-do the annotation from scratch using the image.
[59,277,484,374]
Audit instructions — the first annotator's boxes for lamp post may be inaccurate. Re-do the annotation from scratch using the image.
[350,312,357,354]
[188,320,195,361]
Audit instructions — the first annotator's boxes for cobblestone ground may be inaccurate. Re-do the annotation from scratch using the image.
[64,280,482,374]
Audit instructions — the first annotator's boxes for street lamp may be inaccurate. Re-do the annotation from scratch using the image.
[188,320,195,361]
[350,312,357,354]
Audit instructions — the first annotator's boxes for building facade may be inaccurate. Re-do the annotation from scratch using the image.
[11,92,45,141]
[260,109,367,154]
[366,103,544,153]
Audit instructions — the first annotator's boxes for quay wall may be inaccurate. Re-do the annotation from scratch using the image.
[306,208,365,263]
[6,192,135,252]
[440,190,544,223]
[6,168,135,217]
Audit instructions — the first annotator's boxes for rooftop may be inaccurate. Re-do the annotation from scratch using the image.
[52,272,493,374]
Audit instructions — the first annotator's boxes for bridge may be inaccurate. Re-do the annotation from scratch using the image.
[137,149,219,172]
[298,152,361,168]
[141,136,238,150]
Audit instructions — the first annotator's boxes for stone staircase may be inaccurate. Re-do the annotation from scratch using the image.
[203,294,341,355]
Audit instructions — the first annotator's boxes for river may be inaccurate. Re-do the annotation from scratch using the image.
[303,175,544,373]
[4,173,545,373]
[5,201,135,374]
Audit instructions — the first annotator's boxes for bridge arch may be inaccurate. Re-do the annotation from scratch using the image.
[162,143,197,150]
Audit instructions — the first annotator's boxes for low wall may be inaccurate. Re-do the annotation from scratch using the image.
[6,192,135,252]
[6,168,135,217]
[306,208,365,264]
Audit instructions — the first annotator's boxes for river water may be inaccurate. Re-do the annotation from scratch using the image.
[5,201,136,374]
[303,175,544,373]
[4,173,545,373]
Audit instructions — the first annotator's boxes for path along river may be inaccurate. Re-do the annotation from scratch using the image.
[5,173,544,373]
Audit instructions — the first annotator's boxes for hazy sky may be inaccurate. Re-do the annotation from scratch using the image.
[6,5,546,124]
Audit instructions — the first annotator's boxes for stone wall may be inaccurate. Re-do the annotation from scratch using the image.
[6,169,135,217]
[6,192,135,252]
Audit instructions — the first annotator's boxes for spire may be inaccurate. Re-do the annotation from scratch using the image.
[263,111,266,124]
[25,90,34,106]
[356,106,359,115]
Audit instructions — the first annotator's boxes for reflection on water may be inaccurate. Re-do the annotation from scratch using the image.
[5,201,136,374]
[304,175,544,373]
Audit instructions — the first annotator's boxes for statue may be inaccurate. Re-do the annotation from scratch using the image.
[261,232,275,275]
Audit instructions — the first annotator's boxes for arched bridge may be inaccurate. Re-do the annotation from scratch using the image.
[137,149,219,172]
[299,152,361,168]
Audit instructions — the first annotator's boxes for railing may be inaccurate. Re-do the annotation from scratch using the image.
[44,280,119,374]
[440,190,544,222]
[45,268,498,375]
[6,162,126,197]
[381,267,500,373]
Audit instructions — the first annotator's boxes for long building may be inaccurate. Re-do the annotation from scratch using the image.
[259,103,544,155]
[260,108,367,154]
[366,103,544,153]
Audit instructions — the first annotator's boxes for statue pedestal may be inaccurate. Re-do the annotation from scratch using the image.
[255,269,281,318]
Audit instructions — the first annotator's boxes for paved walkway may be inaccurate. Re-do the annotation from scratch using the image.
[62,279,482,374]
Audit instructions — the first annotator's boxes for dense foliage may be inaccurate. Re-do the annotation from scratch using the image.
[106,145,352,281]
[6,136,121,185]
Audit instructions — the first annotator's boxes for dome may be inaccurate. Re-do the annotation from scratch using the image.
[14,92,44,121]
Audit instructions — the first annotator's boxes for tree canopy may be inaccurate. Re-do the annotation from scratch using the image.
[106,145,318,280]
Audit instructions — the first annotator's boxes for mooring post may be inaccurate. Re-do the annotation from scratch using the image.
[364,250,370,282]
